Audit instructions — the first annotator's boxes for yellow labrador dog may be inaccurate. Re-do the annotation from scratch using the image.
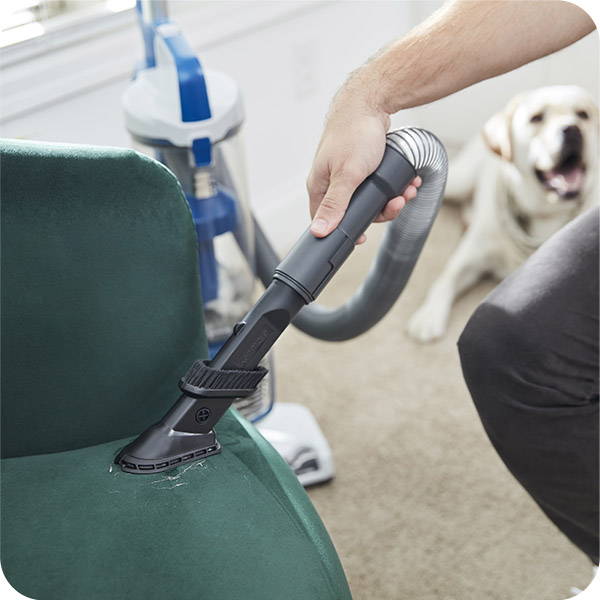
[408,85,599,342]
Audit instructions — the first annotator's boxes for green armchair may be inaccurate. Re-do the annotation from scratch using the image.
[0,140,351,600]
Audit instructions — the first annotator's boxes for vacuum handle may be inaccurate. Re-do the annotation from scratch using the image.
[211,139,417,372]
[273,143,416,303]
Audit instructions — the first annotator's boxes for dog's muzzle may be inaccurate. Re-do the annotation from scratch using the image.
[535,125,586,200]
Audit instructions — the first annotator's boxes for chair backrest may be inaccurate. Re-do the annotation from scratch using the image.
[1,140,207,458]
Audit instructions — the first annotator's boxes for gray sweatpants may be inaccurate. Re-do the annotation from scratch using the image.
[458,207,599,564]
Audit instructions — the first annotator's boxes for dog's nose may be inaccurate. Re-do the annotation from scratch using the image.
[562,125,583,146]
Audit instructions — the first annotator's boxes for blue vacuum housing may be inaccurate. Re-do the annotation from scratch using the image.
[124,1,266,415]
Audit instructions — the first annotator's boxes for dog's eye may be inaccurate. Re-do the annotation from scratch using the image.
[576,110,589,120]
[530,112,544,123]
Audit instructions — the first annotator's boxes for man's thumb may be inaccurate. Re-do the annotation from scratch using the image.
[310,175,359,238]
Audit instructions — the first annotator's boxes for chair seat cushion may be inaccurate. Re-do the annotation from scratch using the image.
[1,409,351,600]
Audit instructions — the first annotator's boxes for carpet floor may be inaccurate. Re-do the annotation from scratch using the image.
[273,205,594,600]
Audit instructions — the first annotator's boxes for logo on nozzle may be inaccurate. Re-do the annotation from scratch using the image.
[195,407,211,423]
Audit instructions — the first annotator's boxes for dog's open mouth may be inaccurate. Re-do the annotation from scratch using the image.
[535,152,586,199]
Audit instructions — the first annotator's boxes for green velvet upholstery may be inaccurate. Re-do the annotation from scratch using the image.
[1,140,205,458]
[0,139,351,600]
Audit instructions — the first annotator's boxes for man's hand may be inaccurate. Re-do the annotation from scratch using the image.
[307,80,420,244]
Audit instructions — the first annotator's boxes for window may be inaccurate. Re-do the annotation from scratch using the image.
[0,0,135,48]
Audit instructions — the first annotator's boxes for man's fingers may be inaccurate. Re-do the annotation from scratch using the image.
[373,178,421,223]
[374,195,406,222]
[403,182,419,202]
[310,172,361,237]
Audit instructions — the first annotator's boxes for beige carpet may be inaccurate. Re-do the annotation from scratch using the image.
[273,205,594,600]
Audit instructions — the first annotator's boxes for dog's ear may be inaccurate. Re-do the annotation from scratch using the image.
[482,95,522,162]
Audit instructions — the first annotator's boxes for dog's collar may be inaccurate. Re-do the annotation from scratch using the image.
[500,186,583,256]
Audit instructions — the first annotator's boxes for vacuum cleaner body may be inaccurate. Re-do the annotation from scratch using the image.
[123,5,253,356]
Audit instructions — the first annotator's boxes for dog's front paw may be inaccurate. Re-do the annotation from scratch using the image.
[406,303,449,343]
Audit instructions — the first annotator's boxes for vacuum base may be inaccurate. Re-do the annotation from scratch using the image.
[115,426,221,474]
[258,403,334,487]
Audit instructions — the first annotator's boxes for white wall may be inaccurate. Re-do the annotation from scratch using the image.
[1,0,598,248]
[1,1,417,245]
[408,1,599,147]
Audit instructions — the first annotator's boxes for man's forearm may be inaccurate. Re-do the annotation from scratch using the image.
[353,0,595,114]
[307,0,595,236]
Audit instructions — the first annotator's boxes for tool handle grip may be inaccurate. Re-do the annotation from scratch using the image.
[273,142,416,303]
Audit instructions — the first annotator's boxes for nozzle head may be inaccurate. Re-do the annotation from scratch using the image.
[115,424,221,474]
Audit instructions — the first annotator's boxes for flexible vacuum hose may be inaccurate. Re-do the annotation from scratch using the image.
[254,127,448,341]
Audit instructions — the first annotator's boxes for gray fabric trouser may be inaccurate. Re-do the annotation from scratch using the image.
[458,207,599,564]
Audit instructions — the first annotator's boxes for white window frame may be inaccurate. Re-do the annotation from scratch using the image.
[0,1,326,125]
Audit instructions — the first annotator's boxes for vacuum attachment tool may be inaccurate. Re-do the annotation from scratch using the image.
[116,131,420,474]
[116,361,267,473]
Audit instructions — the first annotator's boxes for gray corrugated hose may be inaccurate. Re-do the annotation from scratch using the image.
[254,127,448,341]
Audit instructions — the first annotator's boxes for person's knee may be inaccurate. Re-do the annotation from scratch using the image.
[458,300,518,376]
[458,300,526,415]
[460,288,597,415]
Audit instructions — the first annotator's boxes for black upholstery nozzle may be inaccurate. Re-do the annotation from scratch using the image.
[115,360,267,472]
[116,136,417,474]
[115,426,220,473]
